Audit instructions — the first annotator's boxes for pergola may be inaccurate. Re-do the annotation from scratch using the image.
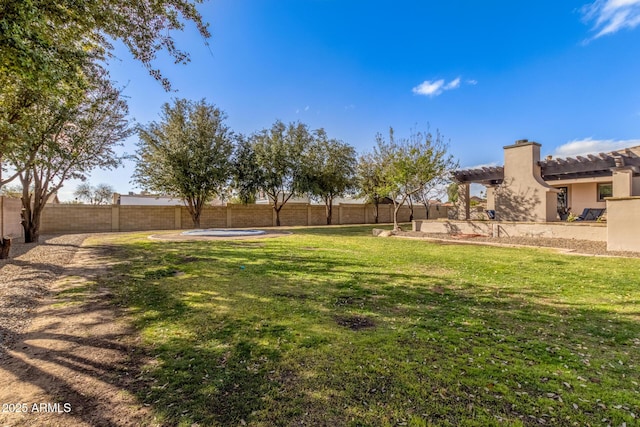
[453,149,640,185]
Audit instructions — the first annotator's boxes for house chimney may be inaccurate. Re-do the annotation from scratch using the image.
[500,139,558,222]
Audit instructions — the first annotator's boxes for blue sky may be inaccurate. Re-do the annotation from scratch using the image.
[61,0,640,200]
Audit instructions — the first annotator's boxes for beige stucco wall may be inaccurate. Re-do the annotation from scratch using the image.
[563,182,607,214]
[413,219,606,241]
[606,197,640,252]
[0,197,24,238]
[498,142,558,222]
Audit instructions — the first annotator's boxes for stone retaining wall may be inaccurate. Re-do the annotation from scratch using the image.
[413,219,607,242]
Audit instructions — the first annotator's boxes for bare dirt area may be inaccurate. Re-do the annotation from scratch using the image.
[0,230,294,427]
[0,235,154,427]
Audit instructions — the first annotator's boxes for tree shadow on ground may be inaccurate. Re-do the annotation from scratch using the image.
[3,234,638,426]
[78,236,640,426]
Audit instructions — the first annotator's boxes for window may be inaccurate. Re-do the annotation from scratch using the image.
[556,187,569,219]
[597,183,612,201]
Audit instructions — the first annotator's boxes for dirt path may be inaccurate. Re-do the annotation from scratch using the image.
[0,240,154,427]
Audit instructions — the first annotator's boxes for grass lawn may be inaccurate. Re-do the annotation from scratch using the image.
[92,226,640,426]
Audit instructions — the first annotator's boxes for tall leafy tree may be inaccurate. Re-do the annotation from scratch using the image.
[302,131,356,224]
[6,71,131,243]
[356,152,387,224]
[375,127,457,231]
[240,121,312,226]
[133,99,234,228]
[231,137,262,204]
[0,0,210,92]
[1,0,210,184]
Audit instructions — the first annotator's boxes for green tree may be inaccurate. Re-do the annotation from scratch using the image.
[240,121,312,226]
[133,99,234,228]
[375,127,457,231]
[1,0,210,184]
[447,182,459,203]
[356,152,387,224]
[74,183,115,205]
[231,137,262,204]
[6,73,131,243]
[302,131,356,224]
[0,0,210,92]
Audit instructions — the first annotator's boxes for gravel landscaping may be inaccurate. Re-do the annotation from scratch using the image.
[394,230,640,258]
[0,234,90,355]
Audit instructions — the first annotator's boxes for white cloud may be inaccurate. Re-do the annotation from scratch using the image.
[412,76,472,97]
[582,0,640,39]
[552,137,640,157]
[304,105,310,111]
[412,79,446,97]
[444,77,461,90]
[466,79,478,85]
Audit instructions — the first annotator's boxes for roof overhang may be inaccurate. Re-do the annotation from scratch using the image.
[454,148,640,185]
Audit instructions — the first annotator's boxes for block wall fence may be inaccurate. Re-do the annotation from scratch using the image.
[0,197,23,238]
[37,203,450,233]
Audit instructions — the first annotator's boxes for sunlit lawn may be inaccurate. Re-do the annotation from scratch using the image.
[91,226,640,426]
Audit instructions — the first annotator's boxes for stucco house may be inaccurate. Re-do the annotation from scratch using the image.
[453,139,640,222]
[448,139,640,252]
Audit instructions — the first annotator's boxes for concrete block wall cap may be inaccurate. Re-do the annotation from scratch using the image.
[606,196,640,201]
[503,141,541,149]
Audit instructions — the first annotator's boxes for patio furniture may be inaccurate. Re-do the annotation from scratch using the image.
[577,208,606,221]
[485,209,496,220]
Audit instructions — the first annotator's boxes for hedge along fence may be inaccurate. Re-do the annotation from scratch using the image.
[39,203,450,233]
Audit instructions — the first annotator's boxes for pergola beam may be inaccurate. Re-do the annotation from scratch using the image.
[454,150,640,184]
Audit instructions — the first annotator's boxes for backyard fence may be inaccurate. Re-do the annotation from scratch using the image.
[0,197,23,238]
[37,203,450,234]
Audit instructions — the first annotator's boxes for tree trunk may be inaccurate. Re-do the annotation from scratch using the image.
[21,199,41,243]
[22,218,39,243]
[373,200,379,224]
[185,199,202,228]
[192,216,201,228]
[20,172,40,243]
[274,205,282,226]
[325,198,333,225]
[0,238,11,259]
[188,206,201,228]
[407,198,414,222]
[393,203,401,231]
